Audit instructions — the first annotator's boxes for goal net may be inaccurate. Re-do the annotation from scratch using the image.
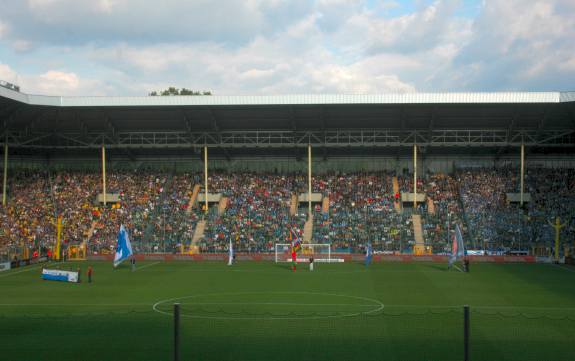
[275,243,342,263]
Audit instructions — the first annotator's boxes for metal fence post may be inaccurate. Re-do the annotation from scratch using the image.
[464,305,470,361]
[174,303,180,361]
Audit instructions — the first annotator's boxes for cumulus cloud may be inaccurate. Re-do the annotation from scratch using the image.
[0,63,19,84]
[449,0,575,90]
[0,21,6,39]
[0,0,573,95]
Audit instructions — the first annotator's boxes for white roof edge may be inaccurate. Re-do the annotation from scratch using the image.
[1,87,574,107]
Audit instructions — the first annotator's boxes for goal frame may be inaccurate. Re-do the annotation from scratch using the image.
[274,243,337,263]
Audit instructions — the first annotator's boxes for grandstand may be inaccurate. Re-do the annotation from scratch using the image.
[1,87,575,361]
[1,87,574,260]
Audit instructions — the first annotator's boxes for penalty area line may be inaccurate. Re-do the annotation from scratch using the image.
[0,303,152,307]
[0,264,47,279]
[551,264,575,273]
[134,261,161,271]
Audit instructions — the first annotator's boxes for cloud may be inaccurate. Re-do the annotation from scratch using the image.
[0,0,314,47]
[0,63,19,84]
[449,0,575,90]
[0,20,6,39]
[0,0,573,96]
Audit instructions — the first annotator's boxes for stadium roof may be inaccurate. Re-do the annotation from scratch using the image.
[0,86,574,155]
[1,87,575,107]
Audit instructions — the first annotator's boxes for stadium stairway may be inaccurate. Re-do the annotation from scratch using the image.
[322,195,330,216]
[304,215,313,243]
[218,197,228,215]
[392,176,401,212]
[186,184,201,214]
[427,198,435,215]
[84,220,98,243]
[290,194,298,216]
[191,220,206,245]
[412,214,426,255]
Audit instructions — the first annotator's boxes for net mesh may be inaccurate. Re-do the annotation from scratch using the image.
[2,305,574,361]
[275,243,330,263]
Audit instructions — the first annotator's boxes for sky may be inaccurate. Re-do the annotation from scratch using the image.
[0,0,574,96]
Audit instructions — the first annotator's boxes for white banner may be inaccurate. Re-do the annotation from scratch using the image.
[41,269,79,283]
[0,262,10,272]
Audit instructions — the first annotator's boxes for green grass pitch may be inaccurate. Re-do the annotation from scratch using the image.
[1,261,575,361]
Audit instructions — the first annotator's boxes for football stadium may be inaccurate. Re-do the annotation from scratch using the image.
[1,2,575,361]
[0,86,574,361]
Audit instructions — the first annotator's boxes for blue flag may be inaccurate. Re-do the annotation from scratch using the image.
[113,225,133,267]
[228,239,234,266]
[449,224,465,267]
[365,242,372,266]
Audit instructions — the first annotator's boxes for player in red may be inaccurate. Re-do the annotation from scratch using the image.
[291,250,297,271]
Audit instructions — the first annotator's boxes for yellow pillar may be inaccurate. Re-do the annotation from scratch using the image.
[308,144,312,217]
[102,145,107,206]
[520,143,525,206]
[204,146,208,214]
[54,215,62,261]
[550,217,566,262]
[2,142,7,206]
[413,144,417,209]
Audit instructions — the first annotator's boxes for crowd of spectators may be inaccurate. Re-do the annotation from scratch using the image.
[313,172,412,253]
[1,167,574,260]
[200,173,305,253]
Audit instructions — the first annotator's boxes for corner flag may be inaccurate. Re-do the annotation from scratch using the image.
[113,225,133,267]
[448,224,465,268]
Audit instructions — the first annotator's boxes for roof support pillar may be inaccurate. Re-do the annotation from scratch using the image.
[2,140,8,206]
[520,143,525,207]
[204,146,208,215]
[308,144,312,218]
[101,145,106,206]
[413,143,417,209]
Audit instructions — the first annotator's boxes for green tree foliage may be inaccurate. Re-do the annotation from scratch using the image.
[149,87,212,96]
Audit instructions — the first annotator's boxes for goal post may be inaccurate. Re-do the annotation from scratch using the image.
[274,243,343,263]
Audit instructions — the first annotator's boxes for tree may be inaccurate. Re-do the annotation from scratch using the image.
[148,87,212,96]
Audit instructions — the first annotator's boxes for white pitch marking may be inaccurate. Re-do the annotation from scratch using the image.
[551,264,575,273]
[0,264,47,279]
[0,303,151,307]
[134,261,161,271]
[178,302,377,307]
[152,291,385,320]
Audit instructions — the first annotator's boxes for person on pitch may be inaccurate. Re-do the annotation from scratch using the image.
[309,256,314,271]
[291,249,297,271]
[87,265,93,283]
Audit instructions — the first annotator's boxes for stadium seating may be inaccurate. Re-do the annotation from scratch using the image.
[1,168,574,260]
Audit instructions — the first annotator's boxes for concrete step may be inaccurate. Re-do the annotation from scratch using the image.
[218,197,228,215]
[412,214,424,246]
[84,220,98,243]
[303,216,314,243]
[191,220,206,244]
[427,198,435,215]
[321,195,330,216]
[187,184,201,214]
[290,194,298,216]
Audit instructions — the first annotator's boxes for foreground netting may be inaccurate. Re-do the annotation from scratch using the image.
[1,305,574,361]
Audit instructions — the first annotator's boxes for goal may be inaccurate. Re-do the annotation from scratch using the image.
[274,243,342,263]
